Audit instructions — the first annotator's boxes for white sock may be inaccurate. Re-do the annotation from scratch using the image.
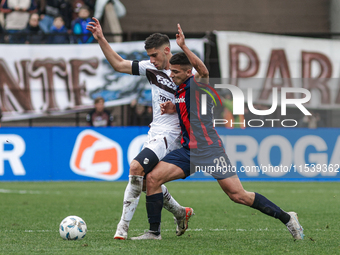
[161,184,185,219]
[118,175,143,226]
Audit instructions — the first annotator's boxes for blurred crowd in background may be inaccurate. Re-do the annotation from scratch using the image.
[0,0,333,128]
[0,0,125,44]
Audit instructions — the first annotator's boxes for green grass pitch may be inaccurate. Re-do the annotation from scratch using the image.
[0,181,339,255]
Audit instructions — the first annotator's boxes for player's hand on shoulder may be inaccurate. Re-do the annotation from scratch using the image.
[176,23,186,48]
[86,17,103,40]
[160,101,176,115]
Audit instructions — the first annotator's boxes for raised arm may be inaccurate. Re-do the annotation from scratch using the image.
[87,17,132,74]
[176,24,209,79]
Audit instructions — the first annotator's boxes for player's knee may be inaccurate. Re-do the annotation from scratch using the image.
[129,160,143,176]
[228,193,247,205]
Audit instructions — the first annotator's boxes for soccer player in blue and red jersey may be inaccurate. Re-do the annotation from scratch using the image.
[131,24,304,240]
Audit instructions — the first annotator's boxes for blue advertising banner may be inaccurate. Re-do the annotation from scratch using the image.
[215,128,340,181]
[0,127,339,181]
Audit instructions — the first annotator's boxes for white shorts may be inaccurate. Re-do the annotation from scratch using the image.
[142,128,182,161]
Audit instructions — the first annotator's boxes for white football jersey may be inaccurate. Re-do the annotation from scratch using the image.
[131,60,180,132]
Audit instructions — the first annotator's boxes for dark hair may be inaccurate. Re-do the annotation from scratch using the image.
[94,97,104,104]
[170,52,192,67]
[144,33,170,50]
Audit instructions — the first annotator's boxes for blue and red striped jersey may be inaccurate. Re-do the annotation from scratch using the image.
[175,76,223,151]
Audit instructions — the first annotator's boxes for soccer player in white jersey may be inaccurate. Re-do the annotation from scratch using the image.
[87,18,194,240]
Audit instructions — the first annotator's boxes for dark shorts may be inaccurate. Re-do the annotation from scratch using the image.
[161,147,237,180]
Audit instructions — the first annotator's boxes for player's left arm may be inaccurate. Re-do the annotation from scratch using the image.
[176,24,209,81]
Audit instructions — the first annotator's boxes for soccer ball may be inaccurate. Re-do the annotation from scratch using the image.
[59,215,87,240]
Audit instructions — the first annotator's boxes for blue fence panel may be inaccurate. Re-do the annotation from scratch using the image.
[0,128,52,180]
[0,127,339,181]
[215,128,340,181]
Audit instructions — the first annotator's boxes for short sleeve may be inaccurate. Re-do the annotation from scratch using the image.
[131,60,154,76]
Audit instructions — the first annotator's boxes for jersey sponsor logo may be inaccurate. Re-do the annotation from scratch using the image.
[156,75,176,90]
[175,97,186,104]
[70,130,123,181]
[159,94,172,103]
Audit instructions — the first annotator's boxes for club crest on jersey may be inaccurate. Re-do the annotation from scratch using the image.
[156,75,176,89]
[175,97,185,103]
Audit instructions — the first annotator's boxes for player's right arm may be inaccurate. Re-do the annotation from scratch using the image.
[87,17,132,74]
[160,101,176,115]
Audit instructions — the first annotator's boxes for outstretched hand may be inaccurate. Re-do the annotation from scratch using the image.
[176,23,185,48]
[86,17,103,40]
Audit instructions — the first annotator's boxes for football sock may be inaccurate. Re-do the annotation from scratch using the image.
[161,185,186,220]
[119,175,143,226]
[146,192,163,235]
[251,193,291,224]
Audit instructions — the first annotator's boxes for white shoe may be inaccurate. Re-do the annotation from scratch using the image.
[130,231,162,240]
[114,221,129,240]
[175,207,194,236]
[286,212,304,240]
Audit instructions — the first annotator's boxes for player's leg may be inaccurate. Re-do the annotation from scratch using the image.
[144,133,190,232]
[131,161,186,240]
[131,148,192,240]
[160,132,188,223]
[157,165,194,236]
[146,161,186,195]
[114,158,145,240]
[217,176,304,239]
[142,181,188,228]
[141,175,185,221]
[115,134,187,239]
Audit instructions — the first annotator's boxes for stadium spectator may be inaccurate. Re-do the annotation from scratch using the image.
[2,0,33,43]
[86,97,114,127]
[94,0,126,21]
[38,0,73,32]
[48,15,69,43]
[22,13,45,44]
[71,0,95,21]
[71,5,93,44]
[314,112,325,127]
[129,99,153,126]
[298,111,325,128]
[0,108,2,127]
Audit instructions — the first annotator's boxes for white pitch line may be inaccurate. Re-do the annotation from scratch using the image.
[0,189,61,195]
[25,230,55,232]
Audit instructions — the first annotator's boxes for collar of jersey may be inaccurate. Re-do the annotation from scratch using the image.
[177,75,194,90]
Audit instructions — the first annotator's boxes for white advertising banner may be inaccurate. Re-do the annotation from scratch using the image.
[215,31,340,109]
[0,39,204,121]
